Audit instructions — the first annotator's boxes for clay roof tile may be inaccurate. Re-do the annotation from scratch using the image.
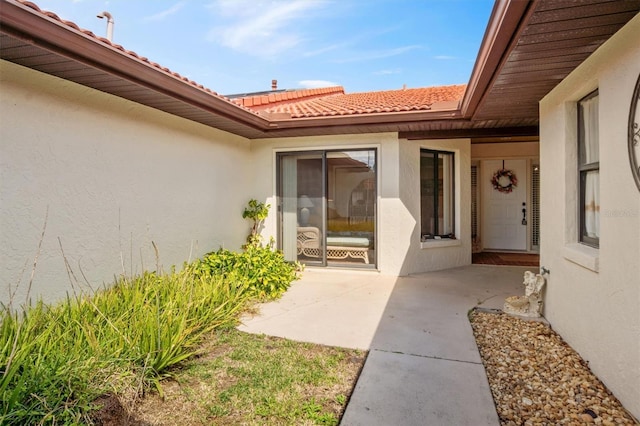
[254,84,466,118]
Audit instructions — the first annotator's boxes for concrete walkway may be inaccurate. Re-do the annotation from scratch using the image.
[238,265,533,425]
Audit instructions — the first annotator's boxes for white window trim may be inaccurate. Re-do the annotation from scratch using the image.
[421,239,462,249]
[563,242,599,272]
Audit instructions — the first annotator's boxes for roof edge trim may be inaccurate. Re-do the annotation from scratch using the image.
[461,0,534,118]
[266,108,464,129]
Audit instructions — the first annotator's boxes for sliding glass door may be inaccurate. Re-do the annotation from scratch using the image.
[278,152,325,265]
[277,149,376,268]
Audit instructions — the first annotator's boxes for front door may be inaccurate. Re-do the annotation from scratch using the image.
[482,159,527,250]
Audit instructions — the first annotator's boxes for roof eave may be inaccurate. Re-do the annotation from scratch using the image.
[0,0,271,131]
[266,108,464,130]
[460,0,535,119]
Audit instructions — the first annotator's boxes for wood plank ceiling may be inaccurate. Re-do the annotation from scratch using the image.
[473,0,640,122]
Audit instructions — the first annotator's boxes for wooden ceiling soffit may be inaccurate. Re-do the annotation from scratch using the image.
[472,0,640,122]
[460,0,534,118]
[399,126,539,140]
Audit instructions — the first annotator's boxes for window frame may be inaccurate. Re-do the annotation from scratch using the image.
[577,90,599,248]
[420,149,455,240]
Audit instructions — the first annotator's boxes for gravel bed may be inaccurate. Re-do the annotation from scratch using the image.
[470,310,638,426]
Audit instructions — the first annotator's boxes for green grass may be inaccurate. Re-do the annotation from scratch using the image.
[132,329,366,425]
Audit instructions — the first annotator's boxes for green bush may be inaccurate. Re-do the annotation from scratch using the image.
[242,199,270,248]
[189,242,301,301]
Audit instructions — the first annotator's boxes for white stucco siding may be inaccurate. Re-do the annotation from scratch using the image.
[539,15,640,418]
[398,138,472,275]
[1,60,251,306]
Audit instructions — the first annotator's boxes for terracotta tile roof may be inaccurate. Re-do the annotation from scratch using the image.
[13,0,262,117]
[258,85,467,118]
[231,86,345,108]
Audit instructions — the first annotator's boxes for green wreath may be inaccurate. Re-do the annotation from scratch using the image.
[491,168,518,194]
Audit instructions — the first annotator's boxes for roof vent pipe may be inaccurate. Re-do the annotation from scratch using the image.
[272,79,277,91]
[96,11,114,42]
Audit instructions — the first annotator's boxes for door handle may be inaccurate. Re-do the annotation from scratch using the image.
[521,202,527,225]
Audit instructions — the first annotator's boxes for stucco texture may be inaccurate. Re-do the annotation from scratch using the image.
[1,60,252,306]
[539,15,640,418]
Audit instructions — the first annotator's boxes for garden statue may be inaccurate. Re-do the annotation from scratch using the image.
[503,271,546,317]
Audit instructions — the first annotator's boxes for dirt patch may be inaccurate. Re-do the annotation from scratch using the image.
[90,394,127,426]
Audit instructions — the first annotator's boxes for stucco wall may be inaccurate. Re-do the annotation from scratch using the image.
[1,60,252,306]
[539,15,640,418]
[250,134,471,275]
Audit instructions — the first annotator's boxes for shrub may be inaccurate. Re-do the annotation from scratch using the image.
[189,241,301,301]
[189,199,302,301]
[242,199,270,248]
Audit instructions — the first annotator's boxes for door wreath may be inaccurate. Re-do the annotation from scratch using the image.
[491,168,518,193]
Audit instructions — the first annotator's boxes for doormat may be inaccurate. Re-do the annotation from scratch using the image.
[472,252,539,266]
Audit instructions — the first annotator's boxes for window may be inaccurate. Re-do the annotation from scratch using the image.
[578,90,599,247]
[420,150,455,240]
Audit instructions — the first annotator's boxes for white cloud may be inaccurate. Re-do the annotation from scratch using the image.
[332,45,421,64]
[144,2,185,22]
[298,80,340,89]
[206,0,329,57]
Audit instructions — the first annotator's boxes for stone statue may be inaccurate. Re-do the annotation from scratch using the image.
[503,271,546,317]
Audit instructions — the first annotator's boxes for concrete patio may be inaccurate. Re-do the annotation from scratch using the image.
[238,264,534,425]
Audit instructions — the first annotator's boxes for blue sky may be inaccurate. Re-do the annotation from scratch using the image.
[32,0,494,95]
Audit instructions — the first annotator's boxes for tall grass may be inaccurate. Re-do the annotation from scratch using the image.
[0,268,251,425]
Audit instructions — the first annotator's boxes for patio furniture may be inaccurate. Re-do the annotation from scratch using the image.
[297,226,370,264]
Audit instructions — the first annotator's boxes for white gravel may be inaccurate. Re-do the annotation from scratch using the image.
[470,310,638,426]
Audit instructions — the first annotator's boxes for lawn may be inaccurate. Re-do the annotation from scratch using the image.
[129,330,366,425]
